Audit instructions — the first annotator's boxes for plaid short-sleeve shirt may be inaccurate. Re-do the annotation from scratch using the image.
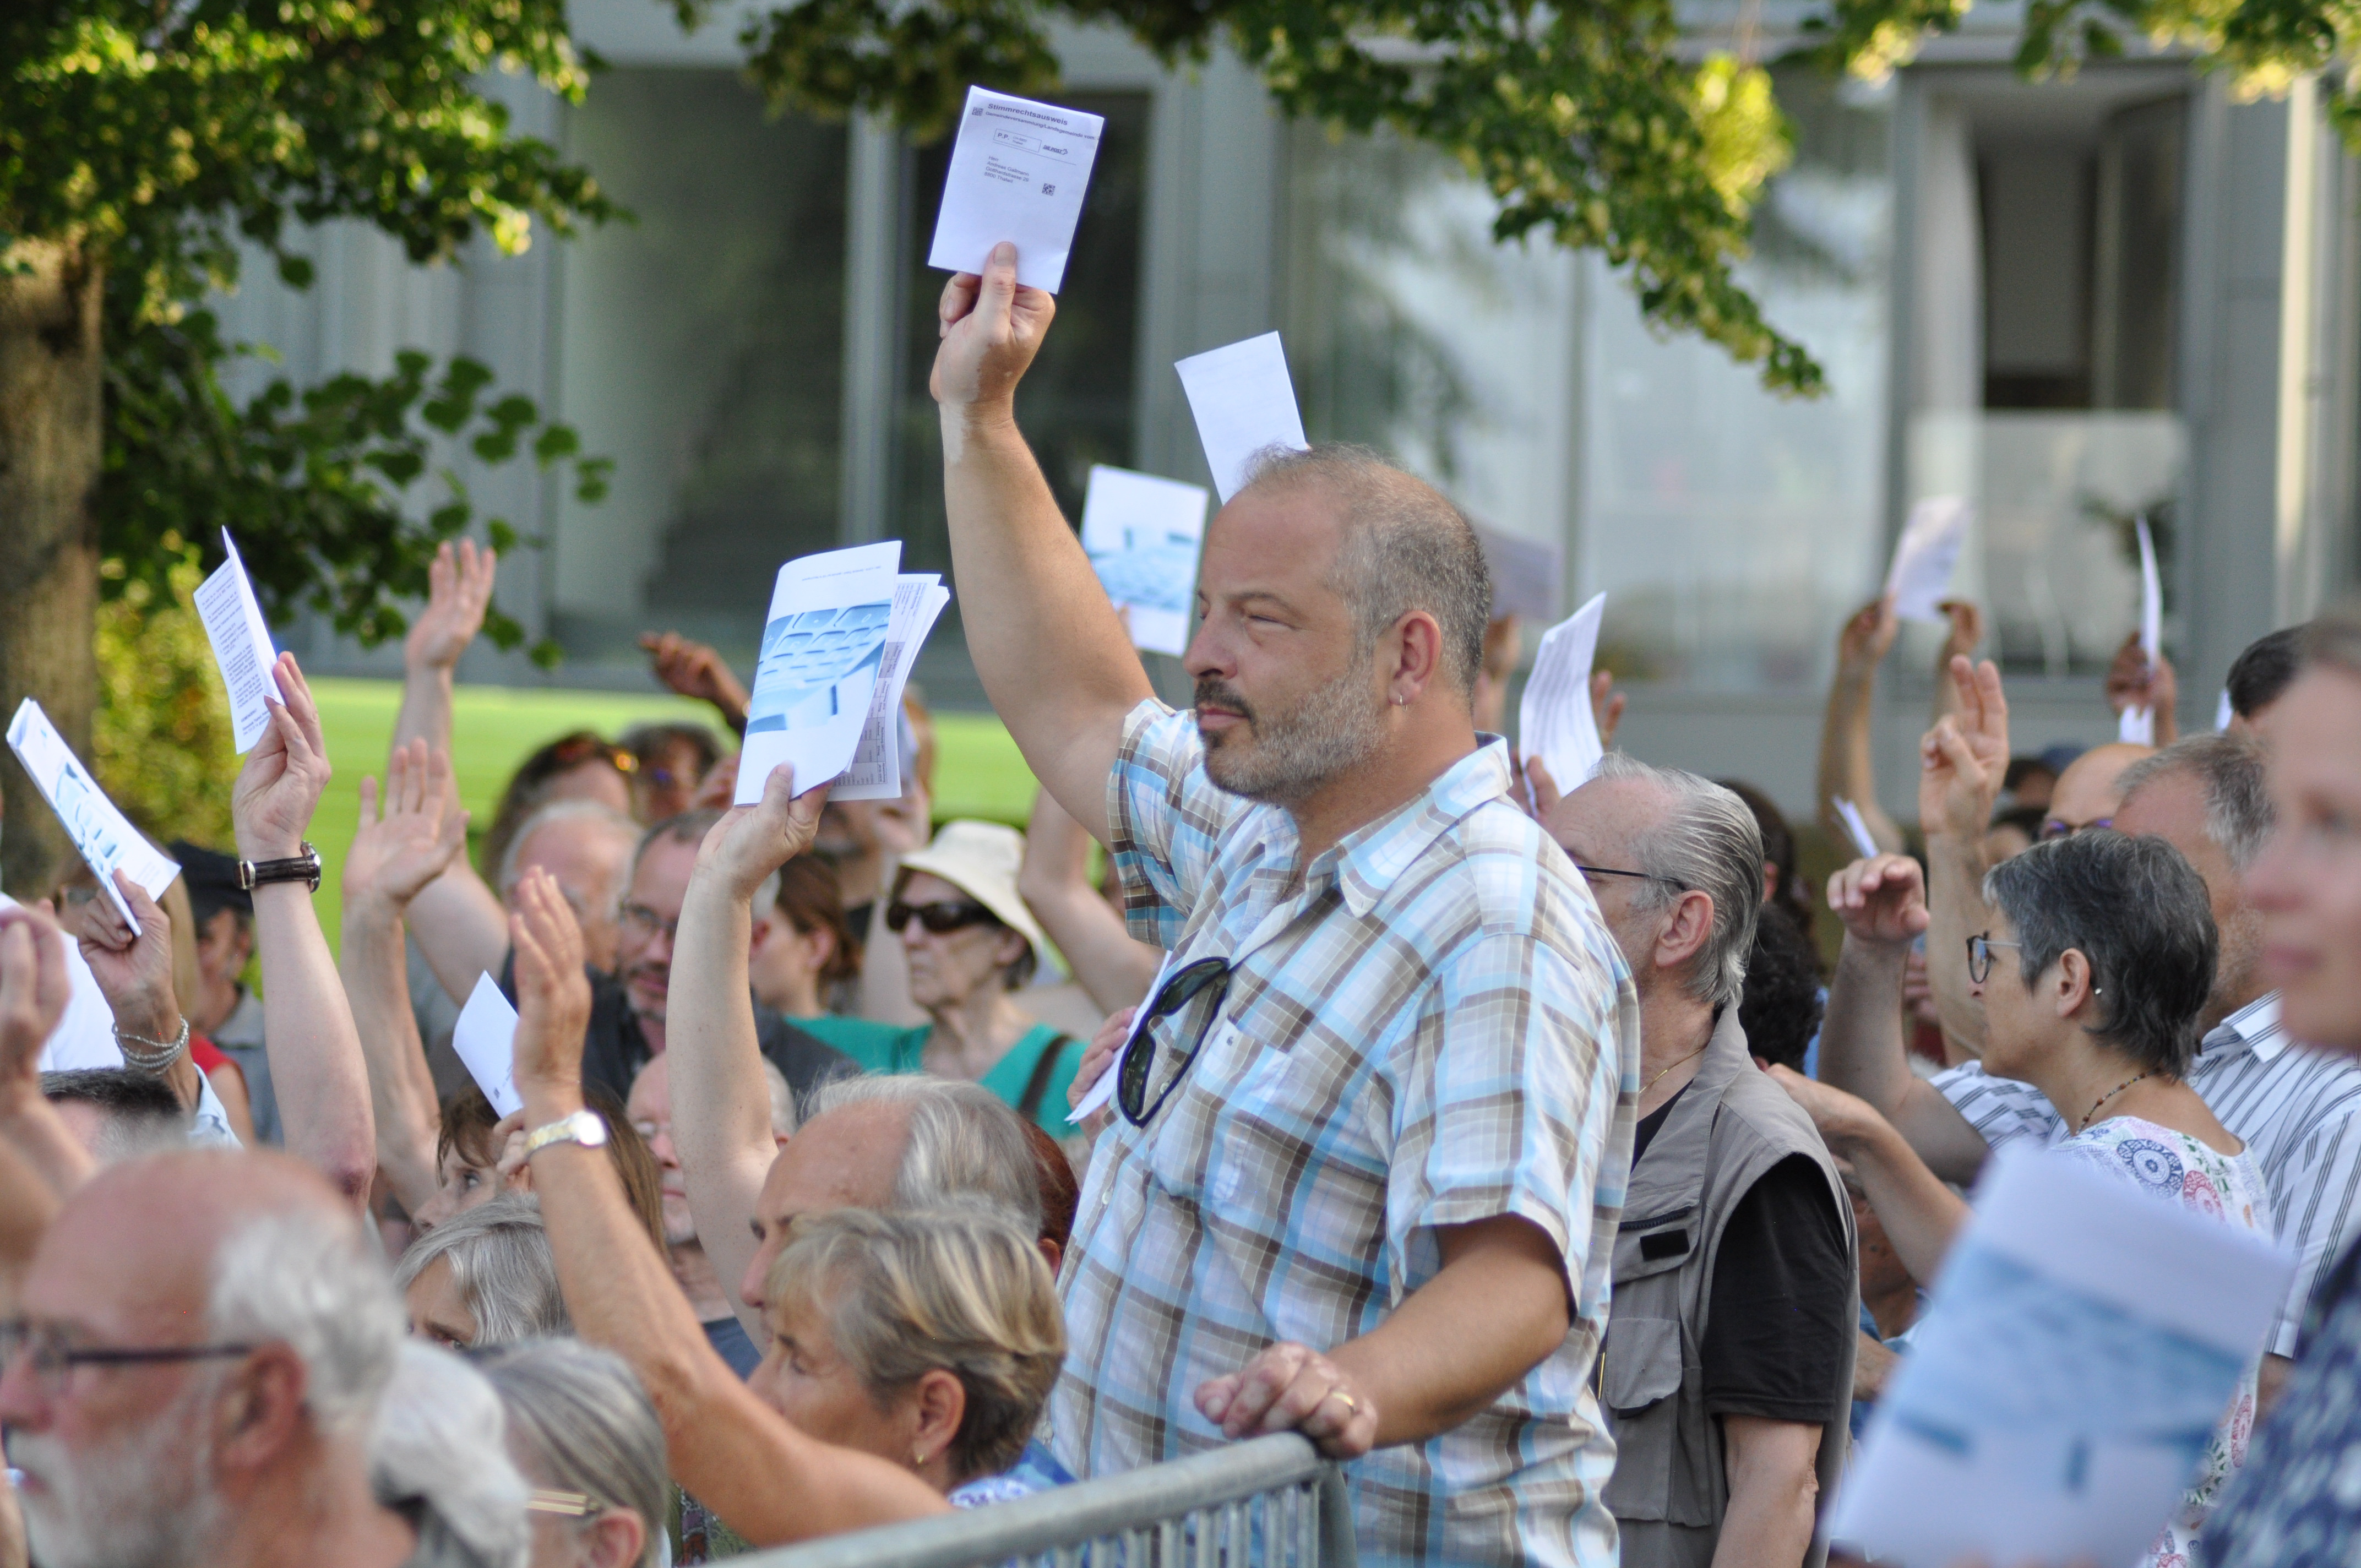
[1052,701,1640,1568]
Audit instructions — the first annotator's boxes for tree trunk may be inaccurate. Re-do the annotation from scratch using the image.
[0,240,103,902]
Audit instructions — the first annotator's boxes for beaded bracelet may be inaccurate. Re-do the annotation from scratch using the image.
[115,1017,191,1075]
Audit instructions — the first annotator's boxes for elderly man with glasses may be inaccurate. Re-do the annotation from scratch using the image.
[1544,754,1857,1568]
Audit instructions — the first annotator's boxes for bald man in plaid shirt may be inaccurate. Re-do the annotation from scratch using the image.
[928,244,1639,1566]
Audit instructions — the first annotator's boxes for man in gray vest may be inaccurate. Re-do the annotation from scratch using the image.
[1547,755,1856,1568]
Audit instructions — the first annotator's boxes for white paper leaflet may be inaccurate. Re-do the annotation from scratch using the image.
[1173,333,1309,503]
[1829,1143,2292,1568]
[926,86,1105,293]
[1081,465,1210,656]
[4,700,179,930]
[192,528,285,754]
[1069,949,1182,1125]
[834,575,953,803]
[1518,593,1609,799]
[451,973,523,1119]
[736,543,918,805]
[1834,797,1880,861]
[2120,516,2163,746]
[1885,497,1973,625]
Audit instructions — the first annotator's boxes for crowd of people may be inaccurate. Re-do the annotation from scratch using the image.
[3,242,2361,1568]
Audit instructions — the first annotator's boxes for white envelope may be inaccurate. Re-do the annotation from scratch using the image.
[1173,333,1309,503]
[1081,465,1211,657]
[926,86,1105,293]
[192,529,285,754]
[1518,593,1609,798]
[3,700,179,931]
[1885,497,1973,625]
[451,973,523,1119]
[737,543,904,805]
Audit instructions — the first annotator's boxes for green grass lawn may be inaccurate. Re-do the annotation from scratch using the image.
[307,678,1040,951]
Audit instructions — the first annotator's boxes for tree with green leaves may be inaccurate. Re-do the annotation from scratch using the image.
[1,1,613,893]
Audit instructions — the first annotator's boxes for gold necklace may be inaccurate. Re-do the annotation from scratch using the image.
[1644,1041,1711,1097]
[2079,1069,2158,1132]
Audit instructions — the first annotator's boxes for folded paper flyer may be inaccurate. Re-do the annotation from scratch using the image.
[1081,465,1210,657]
[835,574,953,803]
[1885,497,1972,625]
[1174,333,1309,503]
[193,528,285,754]
[451,973,523,1119]
[4,700,179,930]
[927,86,1105,294]
[1519,593,1609,799]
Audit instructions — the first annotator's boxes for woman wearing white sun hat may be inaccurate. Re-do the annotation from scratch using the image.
[836,819,1083,1133]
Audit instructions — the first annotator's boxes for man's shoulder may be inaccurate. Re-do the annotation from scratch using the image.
[1716,1054,1842,1169]
[1427,797,1601,941]
[754,1006,858,1092]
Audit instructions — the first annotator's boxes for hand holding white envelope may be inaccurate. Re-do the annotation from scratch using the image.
[927,87,1105,294]
[4,700,179,932]
[1885,497,1973,625]
[1519,594,1610,800]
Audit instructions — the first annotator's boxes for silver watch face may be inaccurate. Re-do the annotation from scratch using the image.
[571,1110,610,1147]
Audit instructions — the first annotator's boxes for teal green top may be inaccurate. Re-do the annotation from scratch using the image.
[801,1017,1082,1134]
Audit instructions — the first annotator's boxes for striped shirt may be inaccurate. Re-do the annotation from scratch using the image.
[1054,701,1639,1568]
[1935,994,2361,1356]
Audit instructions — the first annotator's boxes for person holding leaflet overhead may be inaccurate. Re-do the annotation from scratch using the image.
[930,241,1638,1567]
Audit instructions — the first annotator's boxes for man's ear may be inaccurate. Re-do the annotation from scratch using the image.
[1655,889,1717,976]
[1389,612,1446,707]
[211,1346,309,1479]
[582,1508,648,1568]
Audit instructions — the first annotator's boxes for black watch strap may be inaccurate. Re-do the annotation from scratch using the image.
[240,841,322,894]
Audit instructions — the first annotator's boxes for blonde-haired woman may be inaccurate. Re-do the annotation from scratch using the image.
[755,1205,1065,1506]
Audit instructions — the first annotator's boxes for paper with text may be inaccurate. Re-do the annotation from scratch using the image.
[1829,1143,2291,1568]
[1174,333,1309,503]
[451,973,523,1119]
[1081,465,1210,656]
[927,86,1105,293]
[1834,797,1880,861]
[737,544,904,805]
[2120,517,2163,745]
[1519,594,1609,799]
[5,700,179,930]
[1070,949,1181,1125]
[193,529,285,753]
[2215,688,2234,732]
[1886,497,1973,624]
[835,575,953,802]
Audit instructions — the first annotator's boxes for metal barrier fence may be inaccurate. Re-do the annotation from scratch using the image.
[731,1433,1357,1568]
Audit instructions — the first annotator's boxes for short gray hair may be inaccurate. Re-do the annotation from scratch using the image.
[482,1341,668,1568]
[1591,752,1763,1009]
[2117,734,2275,870]
[371,1341,531,1568]
[803,1075,1042,1238]
[495,798,641,900]
[761,1058,800,1137]
[207,1207,406,1441]
[1983,832,2217,1076]
[391,1196,570,1348]
[1240,444,1493,700]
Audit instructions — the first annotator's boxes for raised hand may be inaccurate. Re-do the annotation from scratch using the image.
[1836,595,1901,677]
[233,651,331,861]
[0,906,72,1088]
[1067,1005,1135,1141]
[509,869,592,1099]
[692,764,831,902]
[1935,599,1984,666]
[75,873,182,1044]
[1918,656,2008,842]
[1590,669,1626,751]
[640,631,750,728]
[1524,754,1566,825]
[345,741,469,914]
[405,539,497,673]
[1825,854,1930,949]
[1195,1341,1378,1460]
[2104,631,2180,744]
[930,242,1057,412]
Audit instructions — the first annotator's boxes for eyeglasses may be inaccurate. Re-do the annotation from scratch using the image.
[885,900,999,937]
[543,734,637,776]
[1119,957,1234,1126]
[1573,864,1687,891]
[0,1319,254,1392]
[527,1489,611,1518]
[618,902,679,944]
[2039,816,2113,841]
[1966,933,2023,985]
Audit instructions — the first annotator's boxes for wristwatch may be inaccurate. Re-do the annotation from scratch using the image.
[523,1109,609,1159]
[239,841,322,894]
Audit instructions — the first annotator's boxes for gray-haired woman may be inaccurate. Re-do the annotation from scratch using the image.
[395,1194,571,1349]
[482,1340,670,1568]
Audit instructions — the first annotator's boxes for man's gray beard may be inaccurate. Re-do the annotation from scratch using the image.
[1201,661,1389,807]
[10,1368,231,1568]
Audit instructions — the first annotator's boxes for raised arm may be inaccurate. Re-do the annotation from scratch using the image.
[1919,656,2011,1057]
[74,877,204,1117]
[235,652,374,1204]
[2104,630,2181,747]
[1816,596,1907,856]
[670,765,829,1341]
[1766,1066,1967,1284]
[340,741,472,1215]
[508,870,950,1545]
[641,631,750,735]
[1017,787,1160,1015]
[1813,853,1989,1184]
[932,245,1154,841]
[393,539,496,756]
[0,906,93,1197]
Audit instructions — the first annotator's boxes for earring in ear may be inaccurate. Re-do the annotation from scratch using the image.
[914,1446,928,1467]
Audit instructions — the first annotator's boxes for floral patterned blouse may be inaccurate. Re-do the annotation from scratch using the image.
[2058,1115,2272,1568]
